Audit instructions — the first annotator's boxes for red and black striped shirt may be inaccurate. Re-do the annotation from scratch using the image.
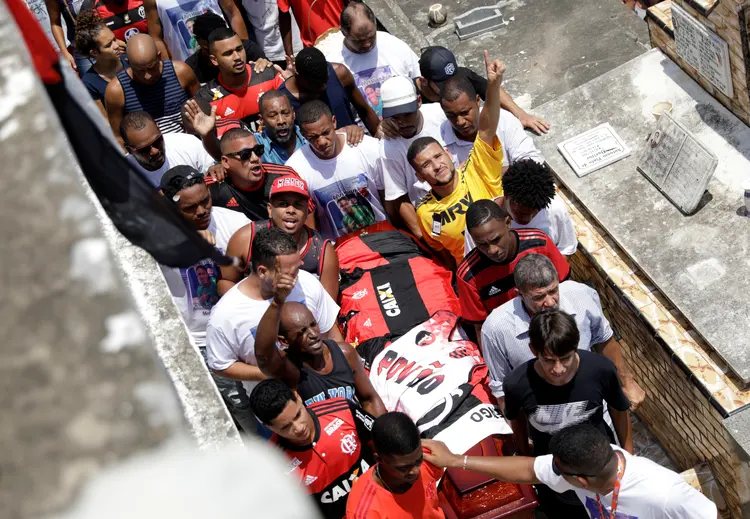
[195,64,284,135]
[273,398,375,519]
[456,228,570,323]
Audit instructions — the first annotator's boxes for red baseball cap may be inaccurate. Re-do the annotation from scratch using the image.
[269,175,310,199]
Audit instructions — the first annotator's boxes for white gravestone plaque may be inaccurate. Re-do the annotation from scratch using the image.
[637,112,718,215]
[672,4,733,98]
[557,123,631,177]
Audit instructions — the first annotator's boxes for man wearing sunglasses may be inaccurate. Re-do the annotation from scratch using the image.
[122,110,216,188]
[423,424,717,519]
[208,127,313,221]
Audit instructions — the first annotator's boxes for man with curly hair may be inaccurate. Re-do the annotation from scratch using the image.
[464,160,577,257]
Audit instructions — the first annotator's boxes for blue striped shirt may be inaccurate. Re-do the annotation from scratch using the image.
[118,60,188,134]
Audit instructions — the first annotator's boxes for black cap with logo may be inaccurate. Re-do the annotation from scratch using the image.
[419,46,459,83]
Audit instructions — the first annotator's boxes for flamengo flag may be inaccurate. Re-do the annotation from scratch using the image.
[8,0,230,269]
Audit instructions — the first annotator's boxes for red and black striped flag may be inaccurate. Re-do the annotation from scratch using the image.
[8,0,229,269]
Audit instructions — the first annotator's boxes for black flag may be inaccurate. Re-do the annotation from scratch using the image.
[12,0,229,269]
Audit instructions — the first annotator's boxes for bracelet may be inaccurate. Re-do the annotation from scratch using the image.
[462,455,468,470]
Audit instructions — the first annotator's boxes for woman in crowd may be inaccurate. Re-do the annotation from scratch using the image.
[74,9,126,117]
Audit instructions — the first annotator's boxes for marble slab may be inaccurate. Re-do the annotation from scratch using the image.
[534,49,750,384]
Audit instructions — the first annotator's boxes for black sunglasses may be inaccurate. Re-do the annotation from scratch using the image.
[225,144,265,161]
[134,135,164,155]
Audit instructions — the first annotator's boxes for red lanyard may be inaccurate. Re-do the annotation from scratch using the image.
[596,452,625,518]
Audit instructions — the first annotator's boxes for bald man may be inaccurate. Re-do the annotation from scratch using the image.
[254,287,386,416]
[105,34,200,142]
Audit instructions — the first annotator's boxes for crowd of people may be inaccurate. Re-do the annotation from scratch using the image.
[46,0,718,517]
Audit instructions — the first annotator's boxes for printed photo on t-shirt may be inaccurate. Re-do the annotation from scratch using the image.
[313,174,384,236]
[184,259,220,312]
[584,497,637,519]
[353,66,392,118]
[165,0,216,56]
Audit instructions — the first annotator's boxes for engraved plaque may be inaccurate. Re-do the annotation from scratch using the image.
[672,3,733,98]
[557,123,631,177]
[637,112,718,214]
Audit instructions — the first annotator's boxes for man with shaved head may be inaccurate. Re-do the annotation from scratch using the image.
[105,34,200,142]
[322,2,420,119]
[253,275,385,417]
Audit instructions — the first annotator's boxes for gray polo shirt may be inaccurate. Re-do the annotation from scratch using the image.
[481,280,614,398]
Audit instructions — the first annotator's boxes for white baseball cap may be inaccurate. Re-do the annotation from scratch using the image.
[380,76,419,118]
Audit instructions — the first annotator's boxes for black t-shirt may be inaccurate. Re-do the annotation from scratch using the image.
[206,163,300,220]
[418,66,489,104]
[503,350,630,456]
[186,39,265,84]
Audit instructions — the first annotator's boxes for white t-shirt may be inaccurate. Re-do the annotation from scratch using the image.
[241,0,303,61]
[534,446,718,519]
[126,132,216,188]
[286,135,387,239]
[464,194,578,256]
[160,207,251,348]
[156,0,224,62]
[382,103,450,206]
[441,107,543,168]
[205,270,339,393]
[322,32,420,119]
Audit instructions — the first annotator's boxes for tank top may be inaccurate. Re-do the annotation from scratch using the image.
[297,340,356,407]
[117,60,188,134]
[81,0,148,42]
[244,221,331,278]
[279,63,356,128]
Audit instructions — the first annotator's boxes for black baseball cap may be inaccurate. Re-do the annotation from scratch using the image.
[419,46,458,83]
[160,165,204,201]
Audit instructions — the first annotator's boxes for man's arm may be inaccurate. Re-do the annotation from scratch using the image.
[218,224,251,296]
[422,439,540,485]
[215,361,266,381]
[278,8,293,57]
[324,324,345,342]
[44,0,77,71]
[594,337,644,411]
[254,302,302,386]
[340,342,387,417]
[498,88,550,135]
[219,0,249,39]
[480,323,513,413]
[174,61,201,97]
[319,242,340,300]
[253,262,301,385]
[477,51,506,145]
[385,196,422,239]
[104,80,126,145]
[509,413,532,456]
[142,0,170,58]
[334,64,380,136]
[183,99,221,159]
[610,408,634,454]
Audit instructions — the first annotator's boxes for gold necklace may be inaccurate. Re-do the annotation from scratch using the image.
[376,464,395,493]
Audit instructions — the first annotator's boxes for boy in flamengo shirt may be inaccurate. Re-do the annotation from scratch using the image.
[250,379,376,519]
